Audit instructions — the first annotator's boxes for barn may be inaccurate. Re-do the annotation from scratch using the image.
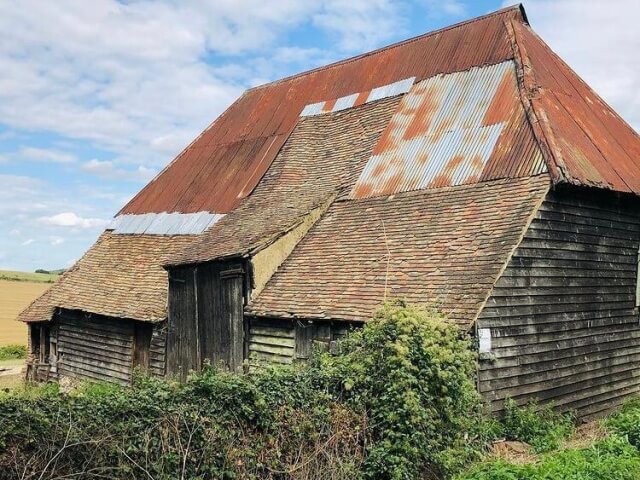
[20,5,640,419]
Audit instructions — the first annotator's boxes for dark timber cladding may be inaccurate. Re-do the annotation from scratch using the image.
[477,187,640,419]
[56,310,135,385]
[167,260,245,377]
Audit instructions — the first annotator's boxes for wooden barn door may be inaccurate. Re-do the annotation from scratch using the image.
[166,266,199,379]
[197,262,245,371]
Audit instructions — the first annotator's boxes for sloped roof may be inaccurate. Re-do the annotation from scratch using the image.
[20,5,640,325]
[119,5,525,216]
[249,175,550,325]
[18,233,196,323]
[169,96,401,266]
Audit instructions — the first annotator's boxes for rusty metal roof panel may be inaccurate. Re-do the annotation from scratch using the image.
[511,20,640,195]
[351,61,545,198]
[119,6,524,215]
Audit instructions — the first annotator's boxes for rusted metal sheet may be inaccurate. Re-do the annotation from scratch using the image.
[511,21,640,195]
[351,61,546,198]
[120,6,524,215]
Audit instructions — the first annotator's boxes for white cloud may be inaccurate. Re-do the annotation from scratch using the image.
[39,212,109,229]
[19,146,76,164]
[21,238,34,246]
[81,159,156,182]
[50,237,64,246]
[313,0,405,52]
[511,0,640,131]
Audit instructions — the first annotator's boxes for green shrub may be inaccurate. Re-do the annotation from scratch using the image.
[501,399,574,453]
[313,301,489,478]
[0,302,488,479]
[456,435,640,480]
[0,344,26,360]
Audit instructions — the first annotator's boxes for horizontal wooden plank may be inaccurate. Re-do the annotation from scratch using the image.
[485,315,636,339]
[489,285,633,298]
[535,209,640,233]
[59,352,132,378]
[249,351,293,365]
[523,225,636,248]
[58,329,132,350]
[500,266,637,279]
[480,344,640,382]
[250,326,295,339]
[249,342,294,357]
[513,246,635,265]
[480,300,637,318]
[250,334,296,348]
[518,237,637,256]
[58,342,132,366]
[60,324,134,344]
[495,275,634,288]
[538,200,640,226]
[481,351,640,394]
[487,329,640,363]
[528,218,639,242]
[59,357,130,383]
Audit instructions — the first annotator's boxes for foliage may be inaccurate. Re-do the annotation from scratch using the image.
[608,398,640,449]
[455,435,640,480]
[312,301,491,479]
[0,301,486,480]
[0,344,27,361]
[500,399,574,453]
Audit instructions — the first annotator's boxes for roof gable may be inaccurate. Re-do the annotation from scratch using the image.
[509,19,640,194]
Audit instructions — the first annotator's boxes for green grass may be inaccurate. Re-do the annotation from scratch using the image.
[0,345,26,361]
[0,270,60,283]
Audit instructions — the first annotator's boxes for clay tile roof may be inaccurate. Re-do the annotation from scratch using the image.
[169,96,402,266]
[18,233,196,323]
[248,174,551,325]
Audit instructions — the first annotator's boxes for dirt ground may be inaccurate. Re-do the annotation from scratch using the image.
[0,279,50,346]
[0,358,25,389]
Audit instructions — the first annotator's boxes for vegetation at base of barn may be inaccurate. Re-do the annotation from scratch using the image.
[456,400,640,480]
[0,302,492,479]
[456,436,640,480]
[0,345,27,361]
[500,399,575,453]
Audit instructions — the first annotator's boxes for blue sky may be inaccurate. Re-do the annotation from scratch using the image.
[1,0,638,271]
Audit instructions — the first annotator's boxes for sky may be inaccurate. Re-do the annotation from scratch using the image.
[0,0,638,272]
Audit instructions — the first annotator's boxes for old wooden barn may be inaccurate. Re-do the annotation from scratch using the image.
[20,5,640,419]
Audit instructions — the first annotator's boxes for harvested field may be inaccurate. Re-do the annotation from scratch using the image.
[0,279,51,346]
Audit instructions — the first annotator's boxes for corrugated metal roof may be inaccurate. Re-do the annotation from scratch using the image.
[108,212,224,235]
[119,6,524,215]
[300,78,415,117]
[510,20,640,195]
[351,61,546,198]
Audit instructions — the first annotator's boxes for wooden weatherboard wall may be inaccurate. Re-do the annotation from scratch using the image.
[477,187,640,419]
[56,310,135,385]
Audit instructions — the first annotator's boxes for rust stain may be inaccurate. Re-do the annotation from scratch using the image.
[354,91,370,107]
[120,7,523,215]
[322,98,337,112]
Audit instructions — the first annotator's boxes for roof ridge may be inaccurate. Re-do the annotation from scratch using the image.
[247,4,528,93]
[505,17,566,184]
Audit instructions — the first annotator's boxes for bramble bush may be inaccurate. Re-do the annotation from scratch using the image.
[0,301,489,479]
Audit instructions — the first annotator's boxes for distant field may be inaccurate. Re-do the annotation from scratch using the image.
[0,279,53,346]
[0,270,59,283]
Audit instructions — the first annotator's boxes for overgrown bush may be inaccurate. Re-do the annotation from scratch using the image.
[0,345,26,361]
[500,399,574,453]
[0,302,487,479]
[313,301,491,478]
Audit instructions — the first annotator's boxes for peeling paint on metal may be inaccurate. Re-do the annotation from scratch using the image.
[351,61,547,198]
[108,212,224,235]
